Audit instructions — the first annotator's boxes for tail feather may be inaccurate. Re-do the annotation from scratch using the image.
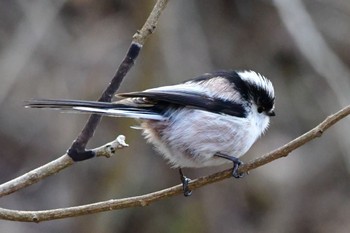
[25,99,165,120]
[25,99,123,109]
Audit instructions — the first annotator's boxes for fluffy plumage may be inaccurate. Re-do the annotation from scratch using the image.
[26,70,275,168]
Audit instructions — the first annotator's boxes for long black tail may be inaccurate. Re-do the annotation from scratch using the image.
[25,99,127,109]
[25,99,165,120]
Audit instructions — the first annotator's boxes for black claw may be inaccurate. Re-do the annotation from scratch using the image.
[215,152,245,178]
[232,160,245,178]
[182,177,192,197]
[179,169,192,197]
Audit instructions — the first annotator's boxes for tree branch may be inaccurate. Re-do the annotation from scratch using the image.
[0,136,128,198]
[272,0,350,172]
[0,0,169,196]
[1,105,348,222]
[69,0,169,156]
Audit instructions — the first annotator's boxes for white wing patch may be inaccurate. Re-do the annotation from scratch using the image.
[73,107,165,120]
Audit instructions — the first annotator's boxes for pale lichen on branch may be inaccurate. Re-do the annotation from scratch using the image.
[94,135,129,158]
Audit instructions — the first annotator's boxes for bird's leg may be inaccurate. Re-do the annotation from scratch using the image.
[179,168,192,197]
[215,152,245,178]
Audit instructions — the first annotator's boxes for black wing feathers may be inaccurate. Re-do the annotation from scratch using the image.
[119,91,247,118]
[26,90,247,118]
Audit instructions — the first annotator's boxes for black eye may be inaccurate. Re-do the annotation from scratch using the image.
[257,106,264,113]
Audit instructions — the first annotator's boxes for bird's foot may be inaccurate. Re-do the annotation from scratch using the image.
[215,152,246,178]
[179,169,192,197]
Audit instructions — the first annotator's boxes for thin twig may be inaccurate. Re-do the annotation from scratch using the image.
[0,155,73,198]
[69,0,169,155]
[132,0,169,45]
[0,0,169,196]
[0,136,128,198]
[93,135,129,158]
[272,0,350,172]
[0,105,348,222]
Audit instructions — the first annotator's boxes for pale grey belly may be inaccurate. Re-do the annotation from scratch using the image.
[142,109,258,168]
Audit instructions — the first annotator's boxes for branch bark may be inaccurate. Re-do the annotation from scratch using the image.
[69,0,169,155]
[0,0,169,197]
[0,105,348,222]
[272,0,350,172]
[0,136,128,197]
[1,0,348,223]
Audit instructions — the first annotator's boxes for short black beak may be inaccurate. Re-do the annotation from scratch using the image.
[267,110,276,117]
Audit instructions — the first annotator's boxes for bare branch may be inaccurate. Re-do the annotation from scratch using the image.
[94,135,129,158]
[1,105,348,222]
[272,0,350,172]
[1,0,348,223]
[69,0,169,154]
[0,155,73,198]
[0,0,169,196]
[0,135,128,198]
[133,0,169,45]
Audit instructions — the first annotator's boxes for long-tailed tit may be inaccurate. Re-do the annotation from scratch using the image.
[26,70,276,196]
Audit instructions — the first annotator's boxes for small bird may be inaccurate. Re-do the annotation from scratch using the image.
[26,70,275,196]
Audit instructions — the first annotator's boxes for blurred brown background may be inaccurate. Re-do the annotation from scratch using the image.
[0,0,350,232]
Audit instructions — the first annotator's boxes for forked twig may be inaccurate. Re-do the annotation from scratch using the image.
[0,136,128,197]
[70,0,169,155]
[0,0,169,197]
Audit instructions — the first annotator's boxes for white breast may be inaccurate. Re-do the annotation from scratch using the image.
[141,108,269,168]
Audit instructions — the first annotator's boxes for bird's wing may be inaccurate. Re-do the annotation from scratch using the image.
[118,89,246,118]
